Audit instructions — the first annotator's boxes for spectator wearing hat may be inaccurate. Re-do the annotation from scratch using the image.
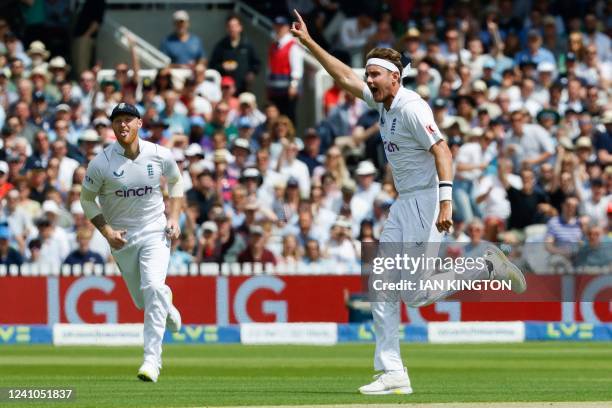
[237,224,276,265]
[541,15,566,60]
[26,40,50,70]
[220,75,240,115]
[532,62,557,107]
[46,56,71,102]
[209,14,261,94]
[235,117,256,149]
[234,92,265,129]
[0,223,23,266]
[35,204,71,268]
[266,15,303,123]
[160,10,205,67]
[194,222,219,263]
[481,57,501,89]
[63,227,105,266]
[239,167,262,200]
[297,128,323,175]
[505,110,555,170]
[398,28,425,68]
[30,90,53,130]
[536,109,561,136]
[353,160,381,208]
[229,137,252,177]
[27,160,52,204]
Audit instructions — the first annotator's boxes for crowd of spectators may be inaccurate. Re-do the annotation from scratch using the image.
[0,0,611,273]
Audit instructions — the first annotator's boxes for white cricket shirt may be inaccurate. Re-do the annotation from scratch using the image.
[83,138,181,230]
[362,85,443,195]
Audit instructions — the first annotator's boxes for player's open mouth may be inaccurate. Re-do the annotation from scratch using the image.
[120,131,129,137]
[370,87,379,98]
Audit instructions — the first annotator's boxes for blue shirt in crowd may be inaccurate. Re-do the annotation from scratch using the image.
[160,33,205,65]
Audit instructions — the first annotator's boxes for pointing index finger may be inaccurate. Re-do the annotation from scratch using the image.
[293,9,305,26]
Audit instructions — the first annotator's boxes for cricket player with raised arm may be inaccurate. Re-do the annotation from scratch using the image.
[291,10,527,395]
[80,102,183,383]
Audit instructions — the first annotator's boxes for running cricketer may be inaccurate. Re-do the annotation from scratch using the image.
[291,10,526,395]
[80,102,182,382]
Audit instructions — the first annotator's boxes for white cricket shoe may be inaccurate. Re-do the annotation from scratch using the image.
[137,361,159,383]
[166,289,182,333]
[358,368,413,395]
[485,245,527,294]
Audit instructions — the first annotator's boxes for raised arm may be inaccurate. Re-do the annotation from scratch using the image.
[290,10,365,99]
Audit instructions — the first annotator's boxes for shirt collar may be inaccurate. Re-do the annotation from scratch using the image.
[113,137,144,157]
[277,32,293,47]
[386,87,410,112]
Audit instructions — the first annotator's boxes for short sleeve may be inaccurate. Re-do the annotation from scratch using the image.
[83,158,103,193]
[361,84,378,110]
[159,146,181,181]
[405,98,443,150]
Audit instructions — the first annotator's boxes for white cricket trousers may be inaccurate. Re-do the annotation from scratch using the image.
[111,216,172,370]
[373,188,484,372]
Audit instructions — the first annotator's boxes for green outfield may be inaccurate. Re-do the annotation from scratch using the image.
[0,343,611,407]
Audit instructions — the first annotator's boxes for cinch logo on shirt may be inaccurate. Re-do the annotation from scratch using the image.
[114,186,153,197]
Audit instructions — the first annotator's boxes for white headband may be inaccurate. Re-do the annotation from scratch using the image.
[366,58,399,73]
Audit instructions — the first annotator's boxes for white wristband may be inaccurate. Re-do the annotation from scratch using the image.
[439,181,453,202]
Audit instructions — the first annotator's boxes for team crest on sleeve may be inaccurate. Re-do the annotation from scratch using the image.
[425,124,437,136]
[147,163,154,178]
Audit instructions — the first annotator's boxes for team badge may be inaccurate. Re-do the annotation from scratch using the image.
[147,163,154,178]
[113,169,124,178]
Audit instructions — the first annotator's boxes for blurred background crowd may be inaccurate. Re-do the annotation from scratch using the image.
[0,0,610,272]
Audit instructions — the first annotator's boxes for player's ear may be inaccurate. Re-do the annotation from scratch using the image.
[391,71,400,85]
[137,118,143,129]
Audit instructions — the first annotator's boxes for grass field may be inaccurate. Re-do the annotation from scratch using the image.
[0,343,611,407]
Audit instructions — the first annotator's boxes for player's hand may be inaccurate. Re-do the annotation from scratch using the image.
[165,219,180,240]
[288,85,298,99]
[436,201,453,233]
[104,228,127,250]
[290,9,311,43]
